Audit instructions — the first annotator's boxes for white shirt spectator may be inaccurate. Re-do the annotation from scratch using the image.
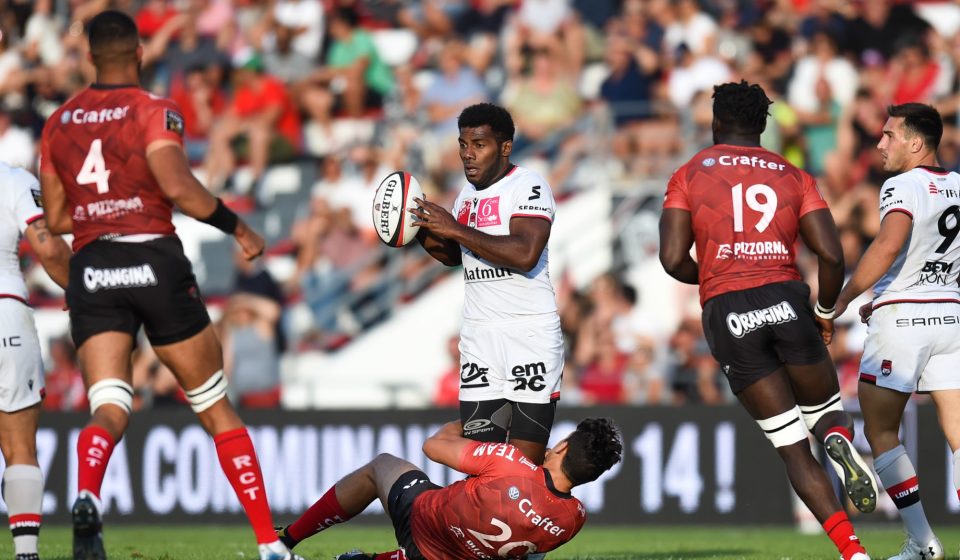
[518,0,571,35]
[0,125,35,171]
[667,55,731,109]
[787,55,859,113]
[273,0,324,60]
[664,11,718,57]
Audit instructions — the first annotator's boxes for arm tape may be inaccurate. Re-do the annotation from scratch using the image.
[199,198,239,234]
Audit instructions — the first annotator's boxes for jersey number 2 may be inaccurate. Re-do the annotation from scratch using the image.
[467,518,537,558]
[77,139,111,194]
[731,183,777,233]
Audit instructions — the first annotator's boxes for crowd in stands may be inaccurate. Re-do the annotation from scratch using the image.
[2,0,957,408]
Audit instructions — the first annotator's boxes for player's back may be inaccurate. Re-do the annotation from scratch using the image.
[664,144,828,304]
[872,166,960,306]
[412,443,585,559]
[41,86,182,251]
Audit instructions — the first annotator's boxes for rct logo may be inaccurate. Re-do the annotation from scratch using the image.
[460,363,490,389]
[511,362,547,392]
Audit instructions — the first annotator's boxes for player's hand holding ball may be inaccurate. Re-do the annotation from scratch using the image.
[409,196,457,239]
[372,171,423,247]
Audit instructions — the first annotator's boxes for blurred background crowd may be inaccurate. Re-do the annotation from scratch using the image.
[3,0,956,410]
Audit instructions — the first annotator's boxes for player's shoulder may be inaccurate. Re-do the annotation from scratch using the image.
[882,168,925,191]
[0,163,37,187]
[506,165,553,192]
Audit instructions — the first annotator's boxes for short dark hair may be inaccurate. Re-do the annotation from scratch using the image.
[330,7,360,28]
[87,10,140,67]
[561,417,623,486]
[888,103,942,151]
[712,80,773,136]
[458,103,515,144]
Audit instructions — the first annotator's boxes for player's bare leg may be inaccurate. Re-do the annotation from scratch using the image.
[738,368,868,560]
[154,325,299,560]
[0,403,44,560]
[786,359,877,513]
[72,331,136,560]
[861,384,946,560]
[278,454,419,552]
[508,439,546,465]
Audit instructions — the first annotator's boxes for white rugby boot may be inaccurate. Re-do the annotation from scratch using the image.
[848,553,871,560]
[887,536,944,560]
[259,540,306,560]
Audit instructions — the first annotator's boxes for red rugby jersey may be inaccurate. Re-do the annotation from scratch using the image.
[411,442,586,559]
[664,144,828,305]
[40,85,184,251]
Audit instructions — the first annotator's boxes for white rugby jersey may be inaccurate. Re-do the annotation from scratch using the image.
[0,164,44,302]
[873,166,960,308]
[452,165,558,321]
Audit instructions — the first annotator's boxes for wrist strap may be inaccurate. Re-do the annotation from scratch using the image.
[814,302,836,320]
[199,198,239,234]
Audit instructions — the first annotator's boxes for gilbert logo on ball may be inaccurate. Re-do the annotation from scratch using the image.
[372,171,423,247]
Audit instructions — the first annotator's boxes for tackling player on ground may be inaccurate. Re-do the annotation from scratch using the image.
[832,103,960,560]
[409,103,563,466]
[38,11,300,560]
[0,163,71,560]
[277,418,622,560]
[659,81,876,560]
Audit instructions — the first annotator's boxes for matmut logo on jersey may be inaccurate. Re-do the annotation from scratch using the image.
[61,106,130,125]
[715,241,790,260]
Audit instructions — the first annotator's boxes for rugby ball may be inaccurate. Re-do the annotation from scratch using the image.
[372,171,423,247]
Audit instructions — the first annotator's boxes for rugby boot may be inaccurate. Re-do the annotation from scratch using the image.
[887,536,944,560]
[275,525,297,550]
[849,554,871,560]
[72,493,105,560]
[334,551,375,560]
[15,554,39,560]
[259,540,306,560]
[824,432,878,513]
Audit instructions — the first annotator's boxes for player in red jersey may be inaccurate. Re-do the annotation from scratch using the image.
[38,11,300,560]
[659,81,876,560]
[276,418,621,560]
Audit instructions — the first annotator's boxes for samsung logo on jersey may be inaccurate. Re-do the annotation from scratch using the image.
[726,301,797,338]
[83,264,158,292]
[717,155,786,171]
[62,106,130,125]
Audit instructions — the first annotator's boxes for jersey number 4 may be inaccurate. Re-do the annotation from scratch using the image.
[76,139,111,194]
[731,183,777,233]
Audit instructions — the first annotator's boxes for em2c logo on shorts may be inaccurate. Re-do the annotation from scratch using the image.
[511,361,547,391]
[461,362,490,389]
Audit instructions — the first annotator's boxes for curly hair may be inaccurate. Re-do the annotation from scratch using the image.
[712,80,773,136]
[888,103,942,151]
[457,103,516,144]
[561,417,623,486]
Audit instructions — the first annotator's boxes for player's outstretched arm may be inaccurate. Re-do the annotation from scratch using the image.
[423,420,474,471]
[835,211,912,315]
[39,171,73,235]
[658,208,699,284]
[411,197,549,271]
[147,141,264,260]
[798,208,845,308]
[24,218,71,289]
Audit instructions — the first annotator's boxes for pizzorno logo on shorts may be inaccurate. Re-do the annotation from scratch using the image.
[726,301,797,338]
[83,264,158,292]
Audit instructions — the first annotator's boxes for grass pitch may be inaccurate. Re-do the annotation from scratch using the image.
[4,524,960,560]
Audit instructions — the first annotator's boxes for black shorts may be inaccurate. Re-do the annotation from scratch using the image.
[67,236,211,348]
[387,470,441,560]
[702,281,827,394]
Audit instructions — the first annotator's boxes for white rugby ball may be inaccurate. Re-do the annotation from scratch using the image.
[372,171,423,247]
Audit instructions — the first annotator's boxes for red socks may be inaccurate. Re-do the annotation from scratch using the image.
[77,426,115,497]
[214,428,276,544]
[823,511,865,560]
[287,485,353,543]
[825,426,854,442]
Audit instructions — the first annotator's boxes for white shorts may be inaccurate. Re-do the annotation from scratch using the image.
[0,298,45,412]
[458,314,564,404]
[860,301,960,393]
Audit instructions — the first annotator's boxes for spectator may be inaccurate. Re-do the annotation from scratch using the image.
[787,31,858,116]
[663,0,718,58]
[0,105,34,169]
[222,288,284,408]
[579,328,628,405]
[433,335,461,407]
[170,63,227,164]
[204,49,302,194]
[323,7,395,117]
[43,337,86,412]
[623,338,665,405]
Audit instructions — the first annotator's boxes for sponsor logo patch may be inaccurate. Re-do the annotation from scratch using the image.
[702,157,716,167]
[83,264,158,292]
[726,301,798,338]
[881,359,892,376]
[508,486,521,500]
[165,109,185,136]
[460,362,490,389]
[476,196,501,227]
[511,361,547,392]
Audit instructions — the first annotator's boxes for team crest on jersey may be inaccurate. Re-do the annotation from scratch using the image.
[165,109,185,136]
[716,244,733,259]
[477,197,501,227]
[702,157,717,167]
[881,360,893,376]
[457,200,472,225]
[31,188,42,208]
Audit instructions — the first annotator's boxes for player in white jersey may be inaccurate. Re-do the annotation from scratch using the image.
[0,162,71,560]
[833,104,959,560]
[410,103,562,465]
